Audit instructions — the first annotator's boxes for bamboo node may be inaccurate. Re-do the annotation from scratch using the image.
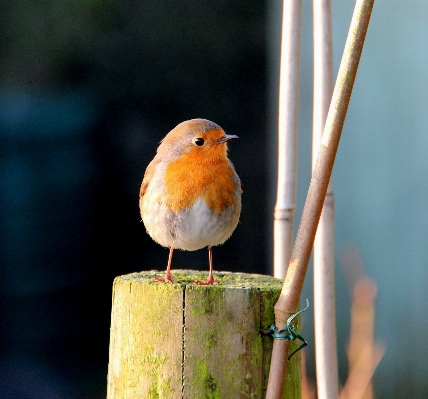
[274,207,295,221]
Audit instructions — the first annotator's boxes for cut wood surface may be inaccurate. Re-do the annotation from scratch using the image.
[107,270,301,399]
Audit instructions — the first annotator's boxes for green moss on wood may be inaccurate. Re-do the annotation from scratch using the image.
[194,361,221,399]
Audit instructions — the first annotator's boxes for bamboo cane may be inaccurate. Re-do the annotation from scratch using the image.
[266,0,374,397]
[312,0,339,397]
[273,0,302,279]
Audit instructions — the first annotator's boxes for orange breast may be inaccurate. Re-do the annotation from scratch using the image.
[164,147,236,214]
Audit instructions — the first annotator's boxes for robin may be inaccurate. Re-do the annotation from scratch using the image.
[139,118,242,285]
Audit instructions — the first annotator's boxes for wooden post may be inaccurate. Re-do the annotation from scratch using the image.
[107,270,301,399]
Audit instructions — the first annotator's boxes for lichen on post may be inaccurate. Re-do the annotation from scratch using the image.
[107,270,301,399]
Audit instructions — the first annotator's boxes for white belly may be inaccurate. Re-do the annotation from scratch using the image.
[141,194,240,251]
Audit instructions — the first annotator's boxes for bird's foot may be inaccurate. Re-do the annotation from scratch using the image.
[195,274,218,285]
[154,272,174,283]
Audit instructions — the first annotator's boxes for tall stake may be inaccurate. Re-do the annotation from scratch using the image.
[274,0,302,279]
[266,0,374,397]
[312,0,339,397]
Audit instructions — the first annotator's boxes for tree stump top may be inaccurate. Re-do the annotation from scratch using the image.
[117,269,284,289]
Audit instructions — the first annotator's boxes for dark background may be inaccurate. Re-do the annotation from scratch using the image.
[0,2,268,398]
[1,1,428,398]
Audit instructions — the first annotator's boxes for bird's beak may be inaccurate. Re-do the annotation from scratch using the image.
[218,134,239,143]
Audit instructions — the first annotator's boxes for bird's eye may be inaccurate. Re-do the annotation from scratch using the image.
[193,137,205,146]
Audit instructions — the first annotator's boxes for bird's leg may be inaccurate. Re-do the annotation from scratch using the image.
[154,247,174,283]
[196,246,218,285]
[165,247,175,282]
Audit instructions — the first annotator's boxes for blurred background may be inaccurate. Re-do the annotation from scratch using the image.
[0,0,427,398]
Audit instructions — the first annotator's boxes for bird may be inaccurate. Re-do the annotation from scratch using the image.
[139,118,242,285]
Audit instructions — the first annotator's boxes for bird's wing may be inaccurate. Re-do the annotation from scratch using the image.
[139,157,159,199]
